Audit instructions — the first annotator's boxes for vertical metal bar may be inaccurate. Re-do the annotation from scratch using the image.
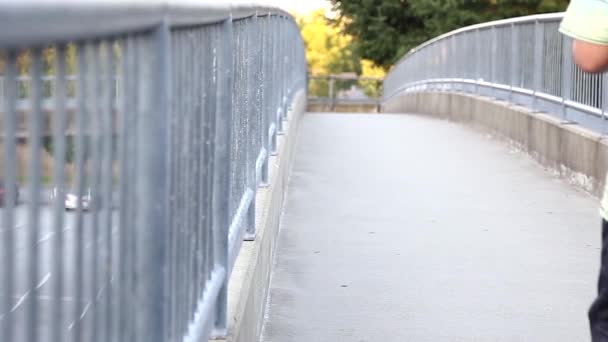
[533,20,544,111]
[105,38,117,342]
[509,24,527,102]
[168,30,180,342]
[72,41,89,342]
[26,47,44,342]
[475,29,481,93]
[89,41,102,342]
[135,21,170,342]
[202,26,214,312]
[273,18,283,133]
[491,26,497,86]
[255,16,266,185]
[576,67,580,104]
[186,26,195,330]
[129,36,142,342]
[51,44,68,342]
[245,15,259,241]
[260,16,270,185]
[282,16,288,113]
[1,50,18,342]
[179,28,191,337]
[178,28,187,338]
[451,34,456,89]
[270,17,278,154]
[602,72,608,134]
[561,35,573,121]
[100,39,115,342]
[117,35,135,342]
[550,24,555,95]
[213,17,234,337]
[186,26,197,328]
[193,26,204,326]
[545,24,550,94]
[509,23,521,102]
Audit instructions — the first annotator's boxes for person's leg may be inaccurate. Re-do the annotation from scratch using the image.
[590,220,608,341]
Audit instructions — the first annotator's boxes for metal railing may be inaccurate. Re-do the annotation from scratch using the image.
[383,13,608,133]
[308,74,383,111]
[0,2,306,342]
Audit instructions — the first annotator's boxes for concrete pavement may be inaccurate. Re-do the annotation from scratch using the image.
[261,113,600,342]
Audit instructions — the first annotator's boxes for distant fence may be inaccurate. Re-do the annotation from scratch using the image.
[308,74,383,112]
[384,13,608,133]
[0,2,306,342]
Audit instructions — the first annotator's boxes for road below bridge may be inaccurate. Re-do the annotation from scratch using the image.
[0,205,119,341]
[262,113,600,341]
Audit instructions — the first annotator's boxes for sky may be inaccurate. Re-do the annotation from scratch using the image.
[260,0,331,14]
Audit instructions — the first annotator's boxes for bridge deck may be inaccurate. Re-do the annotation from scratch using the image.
[261,113,599,341]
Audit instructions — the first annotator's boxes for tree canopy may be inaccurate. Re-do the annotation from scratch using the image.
[297,9,361,76]
[329,0,569,69]
[297,9,386,97]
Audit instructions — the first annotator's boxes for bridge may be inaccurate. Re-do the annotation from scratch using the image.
[0,3,605,342]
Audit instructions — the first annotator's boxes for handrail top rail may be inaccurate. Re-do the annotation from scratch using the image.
[0,0,293,48]
[390,12,565,75]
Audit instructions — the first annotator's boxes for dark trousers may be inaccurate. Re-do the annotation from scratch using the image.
[590,220,608,341]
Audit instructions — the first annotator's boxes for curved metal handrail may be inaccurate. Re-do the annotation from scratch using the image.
[0,0,293,48]
[383,12,608,133]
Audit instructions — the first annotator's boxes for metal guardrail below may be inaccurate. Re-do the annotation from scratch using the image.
[308,74,383,111]
[383,13,608,133]
[0,1,306,342]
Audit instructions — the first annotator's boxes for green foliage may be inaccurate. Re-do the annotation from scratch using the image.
[330,0,569,69]
[297,9,387,98]
[297,10,361,76]
[297,9,363,96]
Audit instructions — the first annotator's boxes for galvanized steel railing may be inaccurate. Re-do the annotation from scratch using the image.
[383,13,608,133]
[0,2,306,342]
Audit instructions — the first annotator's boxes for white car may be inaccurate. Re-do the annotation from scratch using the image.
[51,188,92,211]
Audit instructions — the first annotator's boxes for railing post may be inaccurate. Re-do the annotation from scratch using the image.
[475,28,481,93]
[136,19,171,342]
[532,19,544,112]
[603,72,608,135]
[282,16,289,119]
[245,14,259,241]
[491,26,497,97]
[561,35,573,122]
[212,17,234,338]
[260,14,270,186]
[448,35,456,91]
[275,16,285,136]
[510,23,517,103]
[269,15,278,156]
[1,50,18,342]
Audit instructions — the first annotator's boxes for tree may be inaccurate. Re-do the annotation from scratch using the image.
[297,9,388,98]
[297,9,361,76]
[297,9,361,96]
[329,0,569,69]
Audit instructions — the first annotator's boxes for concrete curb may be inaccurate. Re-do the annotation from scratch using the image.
[211,89,306,342]
[382,91,608,197]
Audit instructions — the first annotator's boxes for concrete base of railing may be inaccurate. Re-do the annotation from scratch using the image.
[382,91,608,198]
[211,90,306,342]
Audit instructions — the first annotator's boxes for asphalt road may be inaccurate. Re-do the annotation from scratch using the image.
[262,113,600,342]
[0,203,119,341]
